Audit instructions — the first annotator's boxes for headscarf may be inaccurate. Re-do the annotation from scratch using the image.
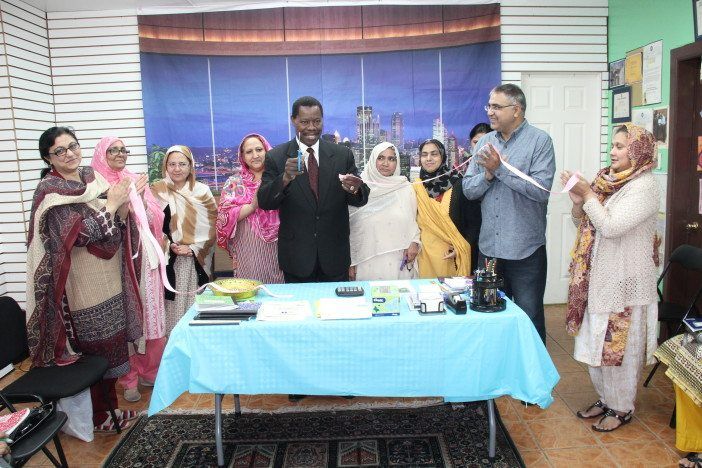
[349,142,420,266]
[566,124,658,364]
[216,134,279,252]
[151,145,218,277]
[419,139,462,198]
[90,136,165,239]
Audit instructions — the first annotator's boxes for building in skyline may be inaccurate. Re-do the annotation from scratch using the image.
[446,133,458,168]
[391,112,404,149]
[432,118,448,145]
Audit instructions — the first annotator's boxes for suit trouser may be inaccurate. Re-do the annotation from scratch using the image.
[284,256,349,283]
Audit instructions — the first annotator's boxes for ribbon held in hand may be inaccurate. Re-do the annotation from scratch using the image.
[475,144,580,194]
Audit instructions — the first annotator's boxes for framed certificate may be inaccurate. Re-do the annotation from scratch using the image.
[612,86,632,124]
[695,0,702,41]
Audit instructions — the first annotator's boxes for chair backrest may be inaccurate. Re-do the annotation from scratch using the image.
[0,296,29,368]
[669,244,702,272]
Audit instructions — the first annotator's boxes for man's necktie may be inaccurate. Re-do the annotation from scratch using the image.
[307,147,319,199]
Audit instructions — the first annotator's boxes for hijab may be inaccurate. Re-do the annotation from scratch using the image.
[418,139,462,198]
[90,136,164,239]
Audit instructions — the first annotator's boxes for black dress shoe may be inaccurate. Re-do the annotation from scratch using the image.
[288,394,306,402]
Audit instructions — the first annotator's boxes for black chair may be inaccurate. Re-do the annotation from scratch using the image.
[643,244,702,387]
[0,296,121,435]
[0,390,68,467]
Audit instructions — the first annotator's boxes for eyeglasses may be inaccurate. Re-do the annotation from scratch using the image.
[167,162,190,169]
[484,104,517,112]
[49,142,80,158]
[107,147,130,156]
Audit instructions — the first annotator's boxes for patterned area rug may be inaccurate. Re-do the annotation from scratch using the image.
[104,402,523,467]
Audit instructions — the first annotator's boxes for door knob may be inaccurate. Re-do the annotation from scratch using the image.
[685,221,700,231]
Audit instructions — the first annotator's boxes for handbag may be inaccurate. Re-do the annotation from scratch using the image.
[8,402,54,446]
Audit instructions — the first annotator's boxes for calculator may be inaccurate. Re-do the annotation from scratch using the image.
[335,286,365,297]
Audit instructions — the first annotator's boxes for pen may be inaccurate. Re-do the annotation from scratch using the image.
[399,256,407,271]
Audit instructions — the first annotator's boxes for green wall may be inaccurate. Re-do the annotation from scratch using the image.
[608,0,694,173]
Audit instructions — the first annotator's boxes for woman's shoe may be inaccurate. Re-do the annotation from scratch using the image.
[576,399,608,419]
[124,387,141,402]
[116,409,140,422]
[679,452,702,468]
[94,415,130,433]
[592,409,632,432]
[138,377,154,387]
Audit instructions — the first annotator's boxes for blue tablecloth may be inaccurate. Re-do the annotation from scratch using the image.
[148,280,559,415]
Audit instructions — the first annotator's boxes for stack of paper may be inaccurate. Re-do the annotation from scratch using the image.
[257,301,313,321]
[316,297,372,320]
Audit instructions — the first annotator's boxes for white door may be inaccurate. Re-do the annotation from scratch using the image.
[521,73,602,304]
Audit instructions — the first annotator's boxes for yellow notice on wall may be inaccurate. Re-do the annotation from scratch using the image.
[625,49,643,84]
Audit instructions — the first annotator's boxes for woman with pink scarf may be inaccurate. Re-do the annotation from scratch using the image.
[91,136,167,403]
[216,134,283,283]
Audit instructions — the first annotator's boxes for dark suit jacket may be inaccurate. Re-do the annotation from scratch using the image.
[258,139,370,278]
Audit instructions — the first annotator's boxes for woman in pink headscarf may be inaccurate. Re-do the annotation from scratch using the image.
[91,136,167,403]
[216,134,283,283]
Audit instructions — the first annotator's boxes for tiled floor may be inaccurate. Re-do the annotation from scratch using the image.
[8,304,685,467]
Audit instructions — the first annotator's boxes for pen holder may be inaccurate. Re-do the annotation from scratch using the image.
[469,267,506,313]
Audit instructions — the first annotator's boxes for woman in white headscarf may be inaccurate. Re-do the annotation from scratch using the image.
[349,142,420,281]
[151,145,217,333]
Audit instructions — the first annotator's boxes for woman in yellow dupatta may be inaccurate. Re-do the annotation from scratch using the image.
[414,139,471,278]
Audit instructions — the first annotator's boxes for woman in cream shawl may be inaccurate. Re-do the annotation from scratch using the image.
[152,145,217,333]
[349,142,420,280]
[91,136,167,402]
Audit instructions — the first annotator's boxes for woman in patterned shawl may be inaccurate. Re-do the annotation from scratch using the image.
[26,127,143,432]
[152,145,217,333]
[414,139,480,277]
[561,124,660,432]
[91,136,167,403]
[216,134,283,283]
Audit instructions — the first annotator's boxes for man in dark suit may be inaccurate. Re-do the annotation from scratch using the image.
[258,96,370,283]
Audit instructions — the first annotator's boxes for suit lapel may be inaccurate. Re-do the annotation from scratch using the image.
[318,140,336,204]
[287,140,317,209]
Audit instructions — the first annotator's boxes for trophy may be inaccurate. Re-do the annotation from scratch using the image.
[469,258,506,312]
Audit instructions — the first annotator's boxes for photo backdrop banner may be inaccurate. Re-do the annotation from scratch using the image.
[138,4,501,192]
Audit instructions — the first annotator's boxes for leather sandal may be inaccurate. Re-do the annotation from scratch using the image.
[592,409,632,432]
[576,399,608,419]
[680,452,702,468]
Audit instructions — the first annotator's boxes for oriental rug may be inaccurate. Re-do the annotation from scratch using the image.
[103,402,523,467]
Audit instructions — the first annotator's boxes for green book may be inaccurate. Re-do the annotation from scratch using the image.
[371,285,401,316]
[195,293,236,312]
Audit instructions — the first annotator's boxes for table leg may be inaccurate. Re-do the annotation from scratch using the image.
[487,399,496,462]
[215,393,224,467]
[234,394,241,415]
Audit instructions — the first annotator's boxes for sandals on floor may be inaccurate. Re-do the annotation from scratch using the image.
[592,409,632,432]
[94,416,131,433]
[116,409,139,422]
[576,399,608,419]
[680,452,702,468]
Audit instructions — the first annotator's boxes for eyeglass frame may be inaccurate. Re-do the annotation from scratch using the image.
[166,161,190,169]
[48,142,80,159]
[484,104,518,112]
[107,147,130,156]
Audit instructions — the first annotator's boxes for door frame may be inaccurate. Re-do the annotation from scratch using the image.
[665,41,702,301]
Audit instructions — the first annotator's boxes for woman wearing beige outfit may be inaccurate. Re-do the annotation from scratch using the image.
[562,124,660,432]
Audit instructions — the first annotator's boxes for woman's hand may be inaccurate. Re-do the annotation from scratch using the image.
[348,265,357,281]
[106,178,131,214]
[568,173,595,202]
[404,242,420,263]
[170,243,193,256]
[443,245,457,260]
[561,170,584,205]
[135,173,149,196]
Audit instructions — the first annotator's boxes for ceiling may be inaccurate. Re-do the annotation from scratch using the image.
[22,0,495,15]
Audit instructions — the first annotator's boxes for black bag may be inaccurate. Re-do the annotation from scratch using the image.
[8,402,54,446]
